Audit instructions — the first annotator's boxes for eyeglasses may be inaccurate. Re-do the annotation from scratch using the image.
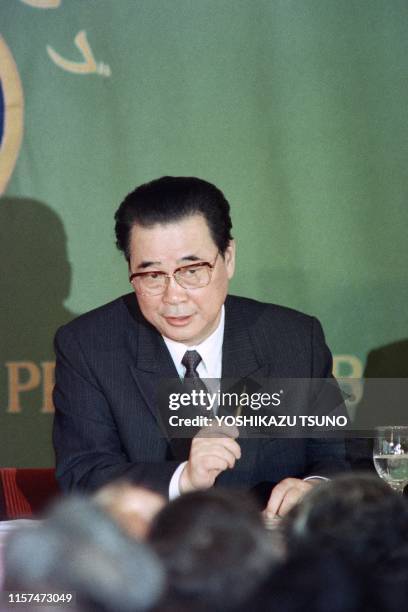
[129,252,219,296]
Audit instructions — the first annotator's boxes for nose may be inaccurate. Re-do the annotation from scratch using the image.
[161,275,188,304]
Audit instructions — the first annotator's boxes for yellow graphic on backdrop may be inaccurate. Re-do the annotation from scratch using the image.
[6,361,55,414]
[47,30,111,77]
[19,0,61,8]
[0,37,24,196]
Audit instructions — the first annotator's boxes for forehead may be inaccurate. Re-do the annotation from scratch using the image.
[129,214,216,263]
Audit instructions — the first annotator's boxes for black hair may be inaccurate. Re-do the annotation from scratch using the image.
[281,472,408,607]
[148,489,276,612]
[114,176,233,261]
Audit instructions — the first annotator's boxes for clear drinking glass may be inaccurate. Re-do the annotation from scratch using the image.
[373,426,408,493]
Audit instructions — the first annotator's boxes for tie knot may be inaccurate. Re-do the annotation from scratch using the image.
[181,350,202,378]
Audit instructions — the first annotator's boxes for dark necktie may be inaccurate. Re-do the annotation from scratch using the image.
[170,351,208,461]
[181,350,211,410]
[182,350,203,380]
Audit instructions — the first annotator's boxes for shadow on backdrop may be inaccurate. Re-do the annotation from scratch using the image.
[0,197,77,467]
[346,339,408,472]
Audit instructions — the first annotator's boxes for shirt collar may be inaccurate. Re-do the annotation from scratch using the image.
[162,306,225,377]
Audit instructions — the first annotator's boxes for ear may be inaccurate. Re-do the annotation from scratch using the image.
[224,240,236,280]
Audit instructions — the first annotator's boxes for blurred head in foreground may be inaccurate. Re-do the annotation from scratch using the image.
[93,480,165,539]
[282,472,403,550]
[3,496,164,612]
[237,546,379,612]
[280,472,408,608]
[148,488,277,612]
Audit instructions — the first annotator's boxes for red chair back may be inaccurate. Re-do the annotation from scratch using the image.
[0,468,60,520]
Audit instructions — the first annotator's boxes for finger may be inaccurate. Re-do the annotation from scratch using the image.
[217,436,241,460]
[266,479,312,517]
[185,455,229,490]
[194,443,238,469]
[265,488,286,517]
[277,487,303,517]
[199,455,230,475]
[265,479,296,516]
[193,436,241,461]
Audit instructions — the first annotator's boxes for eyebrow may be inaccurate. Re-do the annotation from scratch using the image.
[136,254,202,270]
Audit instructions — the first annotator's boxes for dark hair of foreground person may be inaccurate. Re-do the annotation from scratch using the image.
[148,488,277,612]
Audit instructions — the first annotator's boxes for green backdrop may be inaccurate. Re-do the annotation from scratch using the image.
[1,0,407,466]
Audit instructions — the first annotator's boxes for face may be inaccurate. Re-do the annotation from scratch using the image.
[128,214,235,346]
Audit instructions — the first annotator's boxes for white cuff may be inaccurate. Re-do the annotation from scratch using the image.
[169,461,188,500]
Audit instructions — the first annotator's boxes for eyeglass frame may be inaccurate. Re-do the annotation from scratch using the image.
[129,251,220,295]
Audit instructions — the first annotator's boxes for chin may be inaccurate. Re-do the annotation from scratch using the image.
[168,330,199,344]
[166,326,203,345]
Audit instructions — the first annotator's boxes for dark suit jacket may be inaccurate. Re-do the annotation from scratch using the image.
[53,293,348,497]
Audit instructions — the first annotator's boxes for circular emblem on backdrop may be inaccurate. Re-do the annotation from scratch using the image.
[0,36,24,196]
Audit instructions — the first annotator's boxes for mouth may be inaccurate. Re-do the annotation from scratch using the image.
[163,314,194,326]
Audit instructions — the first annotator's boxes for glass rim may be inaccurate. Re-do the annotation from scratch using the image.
[134,276,211,295]
[129,252,219,294]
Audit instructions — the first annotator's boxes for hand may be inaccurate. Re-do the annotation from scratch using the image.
[264,477,320,519]
[180,423,241,493]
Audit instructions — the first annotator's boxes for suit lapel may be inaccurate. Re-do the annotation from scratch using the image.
[124,294,178,420]
[220,296,267,480]
[123,294,190,460]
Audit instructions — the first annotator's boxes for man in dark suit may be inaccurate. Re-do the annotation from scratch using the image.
[53,176,348,516]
